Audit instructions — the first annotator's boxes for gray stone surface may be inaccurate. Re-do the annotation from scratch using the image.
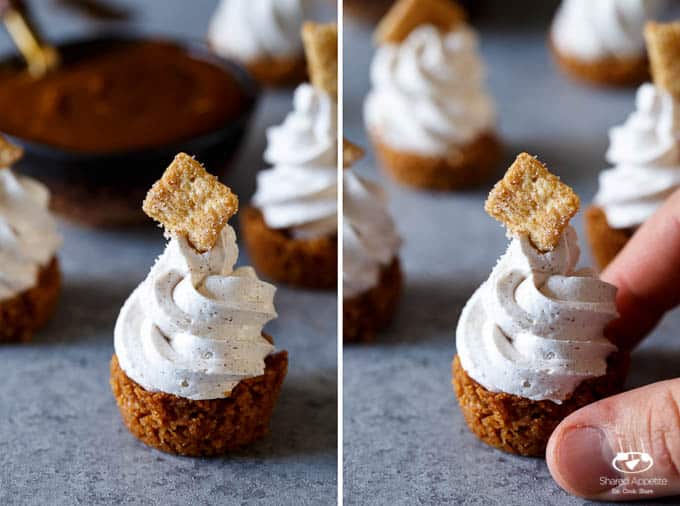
[343,2,680,505]
[0,2,337,505]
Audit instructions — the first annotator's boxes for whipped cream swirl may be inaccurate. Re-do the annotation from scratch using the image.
[343,170,401,298]
[208,0,309,61]
[364,24,495,156]
[0,169,61,301]
[551,0,666,61]
[114,226,277,400]
[595,83,680,229]
[456,227,618,403]
[253,83,338,238]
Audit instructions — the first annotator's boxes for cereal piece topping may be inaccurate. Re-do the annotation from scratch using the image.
[343,139,364,169]
[143,153,238,252]
[645,21,680,99]
[302,22,338,101]
[485,153,579,252]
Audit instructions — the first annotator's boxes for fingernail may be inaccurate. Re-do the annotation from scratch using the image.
[553,426,619,497]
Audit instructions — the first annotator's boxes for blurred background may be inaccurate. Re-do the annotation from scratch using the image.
[0,0,332,226]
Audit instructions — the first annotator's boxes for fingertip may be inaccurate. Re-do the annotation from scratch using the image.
[547,424,618,499]
[545,427,564,489]
[599,190,680,348]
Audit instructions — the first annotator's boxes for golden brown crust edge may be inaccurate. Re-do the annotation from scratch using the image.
[0,257,61,343]
[550,37,649,87]
[240,206,337,290]
[371,130,502,191]
[110,351,288,457]
[344,257,402,343]
[584,205,633,272]
[452,352,629,457]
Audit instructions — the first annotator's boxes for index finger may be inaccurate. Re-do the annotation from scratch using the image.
[600,188,680,350]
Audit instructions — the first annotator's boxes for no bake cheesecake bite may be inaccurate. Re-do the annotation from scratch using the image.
[343,140,402,343]
[453,153,629,457]
[111,153,287,456]
[586,21,680,270]
[364,0,501,190]
[242,22,338,289]
[0,136,61,343]
[550,0,665,86]
[208,0,312,86]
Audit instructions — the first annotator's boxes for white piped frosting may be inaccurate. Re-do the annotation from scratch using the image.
[208,0,310,61]
[364,24,495,156]
[456,227,618,404]
[343,170,401,298]
[551,0,666,61]
[0,169,61,301]
[114,226,277,400]
[595,83,680,229]
[253,84,337,238]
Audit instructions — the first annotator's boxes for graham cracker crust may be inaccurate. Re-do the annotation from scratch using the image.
[584,205,633,271]
[344,257,402,343]
[0,257,61,343]
[371,130,502,191]
[240,206,337,290]
[550,37,649,87]
[110,351,288,456]
[452,352,629,457]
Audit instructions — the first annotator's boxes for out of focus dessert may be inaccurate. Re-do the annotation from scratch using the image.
[242,22,338,289]
[364,0,501,190]
[208,0,313,86]
[343,140,402,343]
[550,0,665,86]
[0,135,61,343]
[586,21,680,269]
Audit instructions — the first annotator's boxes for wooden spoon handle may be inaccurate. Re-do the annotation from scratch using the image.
[1,1,60,77]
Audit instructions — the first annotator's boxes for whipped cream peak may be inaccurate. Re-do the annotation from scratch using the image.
[114,225,277,400]
[607,84,680,165]
[551,0,666,61]
[264,84,337,167]
[595,83,680,229]
[168,225,239,284]
[253,83,338,238]
[364,23,495,156]
[343,169,401,298]
[506,226,581,280]
[0,169,61,301]
[208,0,310,61]
[457,226,618,403]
